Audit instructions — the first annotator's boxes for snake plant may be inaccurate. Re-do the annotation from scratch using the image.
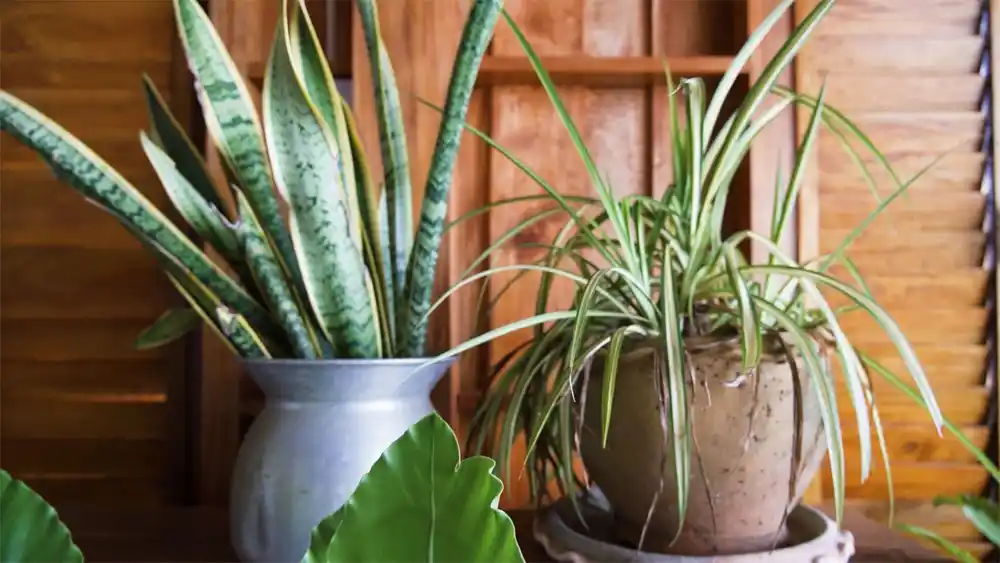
[428,0,945,537]
[0,0,502,359]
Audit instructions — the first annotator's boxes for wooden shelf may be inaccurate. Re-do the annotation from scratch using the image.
[478,55,739,87]
[245,55,738,89]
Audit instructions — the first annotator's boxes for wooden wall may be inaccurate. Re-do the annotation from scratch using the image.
[796,0,993,556]
[0,0,192,505]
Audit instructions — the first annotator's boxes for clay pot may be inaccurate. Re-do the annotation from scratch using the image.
[578,334,829,556]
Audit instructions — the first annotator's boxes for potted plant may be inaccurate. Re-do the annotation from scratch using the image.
[0,414,525,563]
[439,0,947,558]
[0,0,502,560]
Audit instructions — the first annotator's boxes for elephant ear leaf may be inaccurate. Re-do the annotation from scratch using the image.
[0,469,84,563]
[301,412,525,563]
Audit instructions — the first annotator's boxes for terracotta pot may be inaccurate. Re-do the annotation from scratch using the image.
[578,334,829,556]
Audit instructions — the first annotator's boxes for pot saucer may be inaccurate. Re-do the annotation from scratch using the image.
[532,487,855,562]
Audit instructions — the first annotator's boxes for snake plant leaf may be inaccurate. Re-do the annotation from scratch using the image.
[302,412,524,563]
[400,0,503,357]
[355,0,414,340]
[216,305,273,359]
[135,308,201,350]
[263,9,379,358]
[141,131,241,263]
[172,0,301,287]
[343,103,395,355]
[286,0,392,354]
[163,274,242,357]
[287,0,360,227]
[141,74,229,218]
[235,192,324,359]
[0,91,273,333]
[0,469,83,563]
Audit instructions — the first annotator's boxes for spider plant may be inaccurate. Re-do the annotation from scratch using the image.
[878,360,1000,562]
[428,0,945,535]
[0,0,501,360]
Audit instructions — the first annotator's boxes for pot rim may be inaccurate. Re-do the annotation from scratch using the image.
[241,355,457,369]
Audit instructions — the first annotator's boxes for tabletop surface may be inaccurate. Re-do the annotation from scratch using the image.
[56,502,954,562]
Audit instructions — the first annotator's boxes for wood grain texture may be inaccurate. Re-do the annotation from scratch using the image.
[798,0,992,548]
[485,0,649,509]
[820,0,981,37]
[0,0,188,506]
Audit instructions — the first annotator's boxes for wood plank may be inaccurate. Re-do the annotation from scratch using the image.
[807,36,982,73]
[839,462,988,501]
[835,306,987,345]
[847,499,983,541]
[1,1,174,63]
[0,247,171,320]
[835,386,989,425]
[820,152,985,192]
[820,191,986,232]
[824,269,988,308]
[823,74,984,113]
[820,0,982,37]
[0,320,164,362]
[478,56,738,86]
[1,169,174,249]
[2,402,168,440]
[21,476,168,505]
[821,228,984,255]
[0,60,172,90]
[3,131,154,169]
[862,344,987,388]
[820,112,984,156]
[1,439,168,478]
[0,89,162,143]
[841,424,990,465]
[1,360,168,403]
[830,246,985,274]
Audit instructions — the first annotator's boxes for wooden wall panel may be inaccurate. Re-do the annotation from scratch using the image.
[0,0,190,505]
[487,0,650,507]
[796,0,991,552]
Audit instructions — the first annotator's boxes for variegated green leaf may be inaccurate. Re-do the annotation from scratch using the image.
[141,74,229,218]
[400,0,503,356]
[216,306,272,359]
[0,91,273,334]
[287,0,361,231]
[172,0,301,288]
[262,10,379,358]
[141,131,241,262]
[355,0,414,342]
[135,308,201,350]
[235,192,324,359]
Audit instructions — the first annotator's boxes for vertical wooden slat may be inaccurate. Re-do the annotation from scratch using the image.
[797,0,993,550]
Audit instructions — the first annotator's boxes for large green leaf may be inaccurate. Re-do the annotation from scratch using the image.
[399,0,503,357]
[0,469,83,563]
[172,0,301,288]
[302,412,524,563]
[0,91,273,335]
[262,3,379,358]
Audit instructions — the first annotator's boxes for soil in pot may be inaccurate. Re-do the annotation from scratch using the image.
[577,334,829,556]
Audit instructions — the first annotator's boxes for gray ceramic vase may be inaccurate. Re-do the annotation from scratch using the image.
[229,357,455,563]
